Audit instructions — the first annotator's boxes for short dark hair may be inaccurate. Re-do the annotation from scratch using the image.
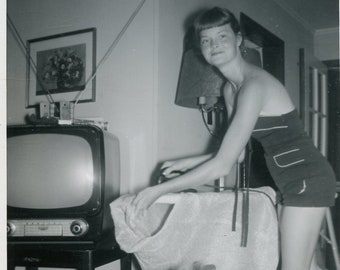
[193,7,241,44]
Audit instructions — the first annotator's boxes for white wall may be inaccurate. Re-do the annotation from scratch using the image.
[314,28,340,61]
[7,0,159,195]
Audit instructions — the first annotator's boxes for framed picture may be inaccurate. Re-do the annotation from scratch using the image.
[26,28,96,108]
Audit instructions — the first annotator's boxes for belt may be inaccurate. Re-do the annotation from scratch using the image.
[232,141,252,247]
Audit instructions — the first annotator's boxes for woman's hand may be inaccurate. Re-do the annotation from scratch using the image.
[161,155,212,178]
[132,185,164,214]
[161,158,193,177]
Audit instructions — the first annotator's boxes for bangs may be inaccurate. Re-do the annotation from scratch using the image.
[193,7,240,46]
[195,13,230,33]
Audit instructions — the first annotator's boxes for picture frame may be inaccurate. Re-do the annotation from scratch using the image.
[26,28,96,108]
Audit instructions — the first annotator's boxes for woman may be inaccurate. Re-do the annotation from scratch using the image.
[132,7,336,270]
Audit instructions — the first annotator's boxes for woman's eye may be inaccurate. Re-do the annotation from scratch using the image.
[200,39,209,46]
[219,34,227,40]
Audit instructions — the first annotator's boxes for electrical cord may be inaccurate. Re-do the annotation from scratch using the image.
[7,14,56,106]
[199,105,220,139]
[73,0,146,117]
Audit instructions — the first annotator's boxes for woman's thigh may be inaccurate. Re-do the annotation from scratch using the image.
[279,206,326,270]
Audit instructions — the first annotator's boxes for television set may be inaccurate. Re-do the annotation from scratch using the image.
[7,124,120,247]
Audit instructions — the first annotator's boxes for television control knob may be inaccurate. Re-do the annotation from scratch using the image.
[70,220,88,236]
[7,222,15,236]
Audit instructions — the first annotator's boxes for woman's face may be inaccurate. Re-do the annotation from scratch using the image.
[199,24,242,67]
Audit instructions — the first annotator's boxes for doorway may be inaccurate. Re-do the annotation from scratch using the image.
[325,60,340,183]
[324,59,340,269]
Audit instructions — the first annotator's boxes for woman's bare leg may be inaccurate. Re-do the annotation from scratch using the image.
[279,206,326,270]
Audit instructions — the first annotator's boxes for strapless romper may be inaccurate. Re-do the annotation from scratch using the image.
[251,109,336,207]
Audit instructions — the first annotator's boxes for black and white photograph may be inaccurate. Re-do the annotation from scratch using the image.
[3,0,339,269]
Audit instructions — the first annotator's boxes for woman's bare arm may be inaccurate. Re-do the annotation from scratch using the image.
[160,81,266,190]
[132,79,268,211]
[161,153,214,177]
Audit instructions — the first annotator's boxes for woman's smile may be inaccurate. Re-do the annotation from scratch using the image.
[211,50,225,56]
[199,24,241,66]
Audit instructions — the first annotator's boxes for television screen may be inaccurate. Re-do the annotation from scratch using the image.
[7,124,121,246]
[8,133,94,209]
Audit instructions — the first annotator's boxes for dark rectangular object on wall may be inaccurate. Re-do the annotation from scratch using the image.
[240,13,285,84]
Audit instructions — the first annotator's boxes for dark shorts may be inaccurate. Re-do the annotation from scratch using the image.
[265,141,336,207]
